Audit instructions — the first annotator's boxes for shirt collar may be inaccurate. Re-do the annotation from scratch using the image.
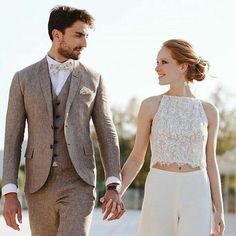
[46,55,73,66]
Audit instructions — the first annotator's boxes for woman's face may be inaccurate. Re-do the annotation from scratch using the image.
[155,46,186,86]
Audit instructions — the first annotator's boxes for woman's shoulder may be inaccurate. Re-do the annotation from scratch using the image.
[200,100,219,124]
[200,100,218,115]
[139,95,164,119]
[141,95,163,110]
[142,94,163,106]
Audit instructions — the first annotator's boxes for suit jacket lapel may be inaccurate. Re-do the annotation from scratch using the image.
[38,57,53,124]
[65,62,82,116]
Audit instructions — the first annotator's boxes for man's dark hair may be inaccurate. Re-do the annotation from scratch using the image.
[48,5,94,41]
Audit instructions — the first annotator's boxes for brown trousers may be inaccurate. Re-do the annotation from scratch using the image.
[25,167,96,236]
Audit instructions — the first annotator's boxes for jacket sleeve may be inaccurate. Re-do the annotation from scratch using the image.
[92,76,121,181]
[2,72,26,187]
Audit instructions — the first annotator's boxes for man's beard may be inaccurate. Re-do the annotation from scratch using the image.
[58,41,81,60]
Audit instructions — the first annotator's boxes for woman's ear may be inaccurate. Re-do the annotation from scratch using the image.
[180,63,188,73]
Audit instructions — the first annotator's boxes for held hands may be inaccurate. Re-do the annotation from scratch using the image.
[100,188,125,221]
[3,193,22,231]
[210,212,225,236]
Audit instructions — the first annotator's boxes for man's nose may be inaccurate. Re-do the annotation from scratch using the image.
[81,37,87,47]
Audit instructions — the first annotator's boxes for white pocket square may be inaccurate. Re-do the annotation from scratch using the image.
[80,86,94,95]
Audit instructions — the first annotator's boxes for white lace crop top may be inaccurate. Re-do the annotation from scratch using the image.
[150,95,208,168]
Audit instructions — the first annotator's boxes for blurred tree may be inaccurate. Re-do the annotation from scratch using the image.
[2,88,234,207]
[92,97,151,195]
[90,87,236,204]
[18,165,26,192]
[0,178,2,197]
[210,86,236,155]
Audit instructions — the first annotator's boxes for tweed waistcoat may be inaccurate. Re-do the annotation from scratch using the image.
[51,75,74,170]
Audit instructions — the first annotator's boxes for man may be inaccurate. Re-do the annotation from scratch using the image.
[2,5,124,236]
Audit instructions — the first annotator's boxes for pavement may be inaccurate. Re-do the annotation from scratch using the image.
[0,209,235,236]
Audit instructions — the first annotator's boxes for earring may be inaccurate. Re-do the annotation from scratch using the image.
[184,81,189,87]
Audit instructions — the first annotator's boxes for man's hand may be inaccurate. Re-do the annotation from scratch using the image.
[3,193,22,231]
[101,189,125,221]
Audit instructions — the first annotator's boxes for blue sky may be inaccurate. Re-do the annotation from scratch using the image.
[0,0,236,149]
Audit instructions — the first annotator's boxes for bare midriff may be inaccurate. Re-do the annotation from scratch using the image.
[152,162,201,172]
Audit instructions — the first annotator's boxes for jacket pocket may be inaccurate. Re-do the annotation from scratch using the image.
[24,148,34,159]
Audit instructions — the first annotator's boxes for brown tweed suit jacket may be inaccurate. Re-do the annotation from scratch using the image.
[2,57,120,193]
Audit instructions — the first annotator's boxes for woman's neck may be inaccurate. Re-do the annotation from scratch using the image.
[167,82,194,97]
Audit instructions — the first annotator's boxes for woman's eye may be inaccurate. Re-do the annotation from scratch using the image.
[157,60,168,65]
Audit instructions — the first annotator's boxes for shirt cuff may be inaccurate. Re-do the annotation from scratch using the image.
[1,184,18,196]
[105,176,121,186]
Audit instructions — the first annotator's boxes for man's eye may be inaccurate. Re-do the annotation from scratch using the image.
[162,60,167,64]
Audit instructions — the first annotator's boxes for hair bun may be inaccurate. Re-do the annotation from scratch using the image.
[194,59,209,81]
[162,39,210,82]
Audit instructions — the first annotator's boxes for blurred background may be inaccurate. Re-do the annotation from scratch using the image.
[1,0,236,235]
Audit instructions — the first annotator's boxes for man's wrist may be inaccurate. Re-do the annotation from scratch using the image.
[105,176,121,186]
[4,192,18,200]
[106,183,121,193]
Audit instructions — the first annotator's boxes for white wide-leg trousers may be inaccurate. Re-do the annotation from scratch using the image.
[138,168,212,236]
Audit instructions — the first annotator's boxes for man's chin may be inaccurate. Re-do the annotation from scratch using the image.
[71,55,80,60]
[72,51,82,60]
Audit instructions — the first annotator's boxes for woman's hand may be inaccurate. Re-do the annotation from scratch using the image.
[211,212,225,236]
[100,190,125,221]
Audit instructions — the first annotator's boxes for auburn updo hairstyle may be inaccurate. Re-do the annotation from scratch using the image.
[163,39,209,82]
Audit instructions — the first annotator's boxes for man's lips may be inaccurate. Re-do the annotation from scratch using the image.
[74,48,82,53]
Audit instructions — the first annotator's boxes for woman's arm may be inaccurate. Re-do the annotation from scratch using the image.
[120,98,157,197]
[204,102,225,235]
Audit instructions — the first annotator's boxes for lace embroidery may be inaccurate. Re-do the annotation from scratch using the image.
[150,95,208,168]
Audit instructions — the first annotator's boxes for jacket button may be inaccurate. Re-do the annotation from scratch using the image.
[50,144,54,149]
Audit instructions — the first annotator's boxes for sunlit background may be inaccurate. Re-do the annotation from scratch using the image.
[1,1,236,235]
[1,0,236,149]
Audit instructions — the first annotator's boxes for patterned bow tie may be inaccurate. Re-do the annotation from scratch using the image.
[49,61,73,74]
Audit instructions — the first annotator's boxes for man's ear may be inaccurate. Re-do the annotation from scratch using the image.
[52,29,62,42]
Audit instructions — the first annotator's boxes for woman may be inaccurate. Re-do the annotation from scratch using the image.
[120,39,225,236]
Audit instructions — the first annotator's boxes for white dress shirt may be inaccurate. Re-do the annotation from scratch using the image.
[2,56,120,196]
[46,56,74,95]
